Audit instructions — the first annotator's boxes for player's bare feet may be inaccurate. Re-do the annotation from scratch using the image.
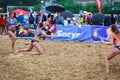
[14,50,19,53]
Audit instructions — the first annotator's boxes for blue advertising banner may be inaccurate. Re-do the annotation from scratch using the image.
[91,26,110,43]
[46,25,92,42]
[16,24,120,43]
[91,26,120,43]
[16,24,35,39]
[46,25,114,43]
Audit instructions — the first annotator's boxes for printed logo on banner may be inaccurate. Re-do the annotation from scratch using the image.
[18,26,28,36]
[16,24,35,39]
[93,30,98,38]
[92,26,109,43]
[57,30,81,39]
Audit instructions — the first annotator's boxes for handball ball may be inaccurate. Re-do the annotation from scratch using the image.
[19,31,28,36]
[19,30,28,36]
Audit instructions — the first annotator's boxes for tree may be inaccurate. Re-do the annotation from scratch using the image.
[58,1,83,14]
[84,3,98,13]
[0,0,40,12]
[102,3,120,14]
[33,4,42,11]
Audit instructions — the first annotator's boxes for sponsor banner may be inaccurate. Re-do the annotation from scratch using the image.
[16,24,35,39]
[16,24,120,43]
[91,26,109,43]
[92,26,120,43]
[46,25,92,42]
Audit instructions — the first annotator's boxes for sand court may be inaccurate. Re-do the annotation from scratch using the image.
[0,35,120,80]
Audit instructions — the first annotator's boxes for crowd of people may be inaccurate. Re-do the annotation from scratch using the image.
[77,13,120,26]
[0,9,120,73]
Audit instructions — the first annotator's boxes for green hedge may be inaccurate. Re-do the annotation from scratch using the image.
[57,1,120,14]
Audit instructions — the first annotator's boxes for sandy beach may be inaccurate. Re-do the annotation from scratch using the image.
[0,35,120,80]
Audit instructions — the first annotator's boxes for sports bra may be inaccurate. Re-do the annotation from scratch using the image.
[8,19,17,27]
[35,28,42,37]
[113,35,120,42]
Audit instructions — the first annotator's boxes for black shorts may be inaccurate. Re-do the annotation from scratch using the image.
[8,29,16,33]
[115,46,120,50]
[46,31,51,35]
[31,39,39,43]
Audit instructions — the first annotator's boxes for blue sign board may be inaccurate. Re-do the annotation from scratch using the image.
[16,24,120,43]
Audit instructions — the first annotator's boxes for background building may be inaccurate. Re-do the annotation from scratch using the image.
[102,0,120,5]
[74,0,95,4]
[74,0,120,5]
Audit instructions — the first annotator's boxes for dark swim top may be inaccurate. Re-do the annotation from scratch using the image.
[42,27,51,35]
[42,27,50,32]
[8,20,17,27]
[35,28,42,37]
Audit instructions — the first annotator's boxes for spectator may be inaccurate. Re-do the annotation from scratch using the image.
[104,15,111,26]
[54,12,64,25]
[79,14,84,24]
[35,10,46,24]
[29,13,34,24]
[69,19,74,25]
[63,17,68,26]
[14,13,17,19]
[47,13,51,19]
[17,12,24,24]
[86,13,92,25]
[115,14,120,25]
[111,14,115,24]
[77,14,84,25]
[0,15,7,34]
